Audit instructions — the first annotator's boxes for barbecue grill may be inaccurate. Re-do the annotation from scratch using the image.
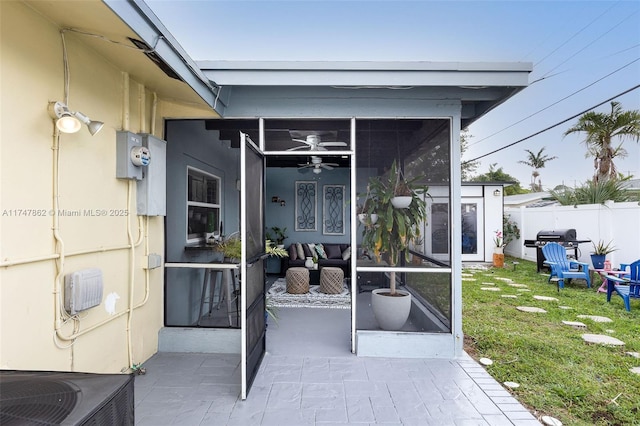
[524,229,591,272]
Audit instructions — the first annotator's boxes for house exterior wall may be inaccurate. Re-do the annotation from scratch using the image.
[0,2,210,373]
[505,201,640,267]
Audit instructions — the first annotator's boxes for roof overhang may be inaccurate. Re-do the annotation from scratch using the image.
[25,0,531,124]
[199,60,532,125]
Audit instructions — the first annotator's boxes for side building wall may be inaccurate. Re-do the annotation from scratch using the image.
[0,2,211,373]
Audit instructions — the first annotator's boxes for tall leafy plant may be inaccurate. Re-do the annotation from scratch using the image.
[361,160,429,295]
[549,178,634,205]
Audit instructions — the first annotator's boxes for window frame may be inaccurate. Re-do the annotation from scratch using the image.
[186,166,221,244]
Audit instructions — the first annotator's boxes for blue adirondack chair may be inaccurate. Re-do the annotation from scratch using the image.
[541,242,591,289]
[604,259,640,311]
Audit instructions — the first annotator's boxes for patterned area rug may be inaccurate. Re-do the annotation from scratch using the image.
[266,278,351,309]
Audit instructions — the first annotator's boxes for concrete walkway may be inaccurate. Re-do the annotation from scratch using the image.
[135,308,541,425]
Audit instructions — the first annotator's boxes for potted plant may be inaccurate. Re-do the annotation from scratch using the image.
[266,240,288,258]
[361,159,430,330]
[590,239,616,269]
[217,237,241,263]
[357,186,379,225]
[391,177,413,208]
[267,226,288,248]
[493,230,505,267]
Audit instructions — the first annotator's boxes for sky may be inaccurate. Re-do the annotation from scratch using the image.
[146,0,640,190]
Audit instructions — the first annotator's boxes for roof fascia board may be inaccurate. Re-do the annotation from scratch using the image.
[102,0,224,114]
[198,60,532,87]
[200,69,531,87]
[198,60,533,72]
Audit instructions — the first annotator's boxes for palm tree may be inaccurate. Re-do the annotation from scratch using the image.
[518,147,557,191]
[564,101,640,183]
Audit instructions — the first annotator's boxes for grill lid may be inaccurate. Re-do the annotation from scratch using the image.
[536,229,576,241]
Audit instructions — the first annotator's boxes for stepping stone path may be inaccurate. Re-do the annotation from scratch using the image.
[495,277,513,282]
[479,357,493,366]
[480,287,501,291]
[516,306,547,313]
[462,278,477,281]
[508,283,528,288]
[581,334,625,346]
[501,295,518,298]
[577,315,613,323]
[559,306,573,310]
[482,282,495,286]
[631,367,640,375]
[562,320,587,329]
[461,273,473,277]
[517,289,531,292]
[541,415,563,426]
[503,381,520,389]
[605,329,615,334]
[533,295,558,301]
[626,352,640,358]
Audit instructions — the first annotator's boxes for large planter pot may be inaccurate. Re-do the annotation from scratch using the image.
[591,254,606,269]
[391,196,412,209]
[371,289,411,330]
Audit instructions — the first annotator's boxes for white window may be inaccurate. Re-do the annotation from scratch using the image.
[187,167,221,244]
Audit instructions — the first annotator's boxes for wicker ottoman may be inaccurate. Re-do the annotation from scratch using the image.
[286,267,309,294]
[320,267,344,294]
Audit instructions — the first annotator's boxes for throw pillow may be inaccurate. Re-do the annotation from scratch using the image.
[325,244,343,259]
[296,243,305,259]
[315,243,327,259]
[306,243,316,255]
[288,244,298,261]
[302,243,313,258]
[341,246,351,261]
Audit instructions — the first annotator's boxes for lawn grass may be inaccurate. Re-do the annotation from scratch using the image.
[462,257,640,426]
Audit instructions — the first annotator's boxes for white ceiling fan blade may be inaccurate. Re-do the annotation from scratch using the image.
[291,138,314,145]
[321,164,334,170]
[287,145,311,151]
[318,141,348,147]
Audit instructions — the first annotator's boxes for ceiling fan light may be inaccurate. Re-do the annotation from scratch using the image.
[313,167,322,174]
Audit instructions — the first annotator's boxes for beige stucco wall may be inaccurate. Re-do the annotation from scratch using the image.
[0,2,212,373]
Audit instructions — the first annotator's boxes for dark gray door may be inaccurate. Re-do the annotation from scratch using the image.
[240,132,266,400]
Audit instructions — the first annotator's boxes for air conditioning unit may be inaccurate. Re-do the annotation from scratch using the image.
[0,370,134,425]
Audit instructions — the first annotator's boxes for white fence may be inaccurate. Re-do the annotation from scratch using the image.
[504,201,640,267]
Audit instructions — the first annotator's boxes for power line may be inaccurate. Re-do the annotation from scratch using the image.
[462,85,640,165]
[533,1,619,68]
[538,9,639,79]
[468,57,640,148]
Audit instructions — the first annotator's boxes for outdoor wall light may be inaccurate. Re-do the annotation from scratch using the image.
[493,189,501,196]
[48,101,104,135]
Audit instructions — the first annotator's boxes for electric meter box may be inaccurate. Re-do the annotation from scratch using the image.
[116,131,144,180]
[136,133,167,216]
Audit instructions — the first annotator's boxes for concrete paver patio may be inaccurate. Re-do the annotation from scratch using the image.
[135,307,540,425]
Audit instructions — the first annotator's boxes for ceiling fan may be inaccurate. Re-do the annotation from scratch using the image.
[287,132,348,151]
[298,156,339,174]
